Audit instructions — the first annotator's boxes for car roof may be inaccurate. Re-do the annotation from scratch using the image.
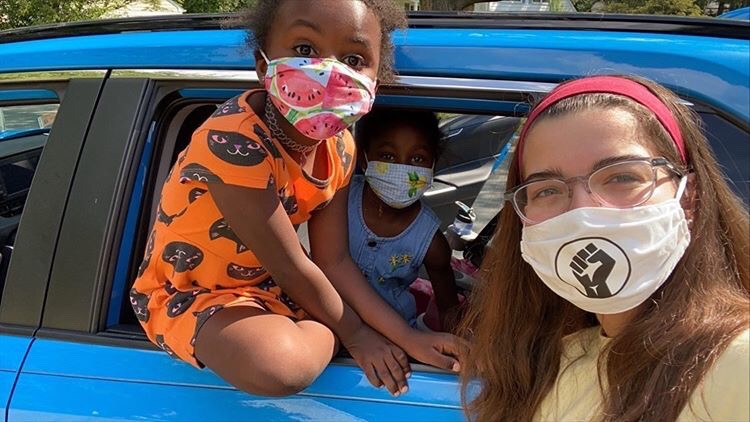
[0,13,748,123]
[719,7,750,20]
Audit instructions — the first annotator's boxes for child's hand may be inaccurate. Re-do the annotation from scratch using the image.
[342,324,411,397]
[402,330,465,372]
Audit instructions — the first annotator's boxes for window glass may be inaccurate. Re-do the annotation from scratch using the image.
[699,112,750,205]
[0,151,40,218]
[0,90,58,297]
[0,103,59,139]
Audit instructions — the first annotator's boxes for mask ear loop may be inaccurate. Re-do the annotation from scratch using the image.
[258,49,271,65]
[675,175,688,200]
[362,153,370,172]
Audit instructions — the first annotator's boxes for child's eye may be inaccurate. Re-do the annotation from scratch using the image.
[380,153,395,162]
[294,44,316,57]
[411,156,425,164]
[342,55,365,69]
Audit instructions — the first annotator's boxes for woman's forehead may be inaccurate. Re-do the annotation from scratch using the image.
[521,108,657,176]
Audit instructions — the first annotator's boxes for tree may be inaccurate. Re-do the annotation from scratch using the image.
[178,0,256,14]
[0,0,134,30]
[571,0,601,12]
[603,0,703,15]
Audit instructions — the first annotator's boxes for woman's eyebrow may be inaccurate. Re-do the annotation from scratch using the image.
[592,154,650,171]
[525,168,563,181]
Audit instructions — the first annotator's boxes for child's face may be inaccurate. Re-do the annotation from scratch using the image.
[255,0,382,82]
[366,124,436,168]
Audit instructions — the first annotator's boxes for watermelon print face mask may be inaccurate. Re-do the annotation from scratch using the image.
[260,50,377,141]
[364,159,434,209]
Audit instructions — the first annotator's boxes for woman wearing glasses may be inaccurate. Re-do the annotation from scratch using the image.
[460,75,749,421]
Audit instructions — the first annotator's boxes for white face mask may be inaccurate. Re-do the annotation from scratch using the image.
[520,177,691,315]
[364,159,433,209]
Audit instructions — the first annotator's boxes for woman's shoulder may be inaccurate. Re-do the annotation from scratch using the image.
[706,328,749,380]
[707,328,749,382]
[685,328,749,421]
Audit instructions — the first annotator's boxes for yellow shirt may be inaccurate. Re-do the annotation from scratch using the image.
[536,327,750,421]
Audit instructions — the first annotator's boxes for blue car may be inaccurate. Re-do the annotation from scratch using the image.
[719,6,750,20]
[0,12,748,421]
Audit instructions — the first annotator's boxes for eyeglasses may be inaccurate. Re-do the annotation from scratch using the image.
[505,157,684,224]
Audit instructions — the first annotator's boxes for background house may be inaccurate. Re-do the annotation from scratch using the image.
[104,0,184,18]
[474,0,577,12]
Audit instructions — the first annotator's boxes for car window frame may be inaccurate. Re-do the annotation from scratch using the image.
[0,73,106,333]
[32,70,749,363]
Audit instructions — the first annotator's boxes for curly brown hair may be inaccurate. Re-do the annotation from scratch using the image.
[238,0,406,83]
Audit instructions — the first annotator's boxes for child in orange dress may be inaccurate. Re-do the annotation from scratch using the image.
[130,0,461,398]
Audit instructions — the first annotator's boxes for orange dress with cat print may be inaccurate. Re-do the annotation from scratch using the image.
[130,90,356,367]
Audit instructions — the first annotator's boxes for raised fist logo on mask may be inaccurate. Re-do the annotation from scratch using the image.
[569,243,616,298]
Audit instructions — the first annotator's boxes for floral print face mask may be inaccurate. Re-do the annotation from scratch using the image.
[364,159,434,209]
[260,50,377,141]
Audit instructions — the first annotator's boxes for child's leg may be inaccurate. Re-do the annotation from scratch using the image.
[194,306,337,396]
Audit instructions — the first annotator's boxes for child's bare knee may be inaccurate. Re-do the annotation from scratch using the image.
[237,360,319,396]
[268,370,317,396]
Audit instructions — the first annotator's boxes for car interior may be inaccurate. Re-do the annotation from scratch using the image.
[106,88,520,347]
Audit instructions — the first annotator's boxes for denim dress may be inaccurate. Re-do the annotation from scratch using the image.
[348,175,441,327]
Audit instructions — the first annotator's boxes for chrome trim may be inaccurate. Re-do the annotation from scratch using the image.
[392,75,556,94]
[3,68,694,106]
[0,70,107,83]
[443,127,464,139]
[110,69,260,82]
[424,184,457,197]
[110,69,555,94]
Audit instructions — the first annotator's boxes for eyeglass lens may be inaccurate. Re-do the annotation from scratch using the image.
[514,160,658,223]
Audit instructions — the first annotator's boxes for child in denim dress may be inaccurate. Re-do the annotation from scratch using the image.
[349,109,459,331]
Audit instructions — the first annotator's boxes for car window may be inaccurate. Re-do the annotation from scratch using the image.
[0,90,59,301]
[111,100,523,337]
[426,113,522,227]
[698,111,750,205]
[111,94,229,331]
[0,103,59,139]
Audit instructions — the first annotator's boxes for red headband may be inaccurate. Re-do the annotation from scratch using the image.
[515,76,687,176]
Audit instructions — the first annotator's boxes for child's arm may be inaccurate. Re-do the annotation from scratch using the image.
[308,186,463,372]
[423,231,461,332]
[210,182,409,396]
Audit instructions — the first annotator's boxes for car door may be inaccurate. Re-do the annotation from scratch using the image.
[8,72,495,421]
[7,74,748,421]
[0,72,105,419]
